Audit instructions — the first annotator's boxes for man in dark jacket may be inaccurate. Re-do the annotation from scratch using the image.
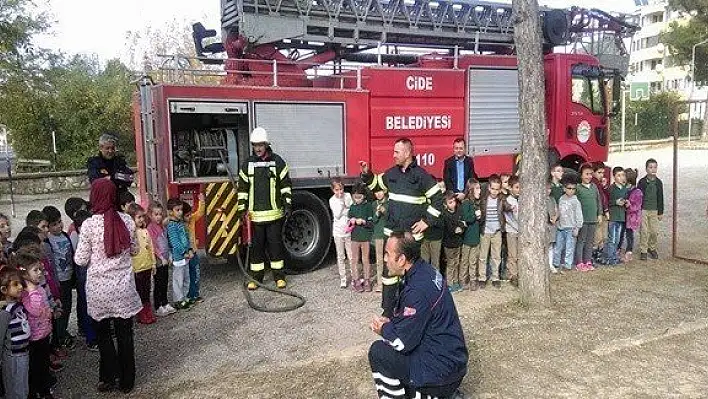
[86,133,134,193]
[443,138,476,201]
[361,137,444,318]
[369,232,467,399]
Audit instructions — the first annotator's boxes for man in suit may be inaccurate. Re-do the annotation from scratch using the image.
[443,138,476,201]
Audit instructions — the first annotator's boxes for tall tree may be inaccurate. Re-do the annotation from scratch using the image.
[0,56,135,169]
[124,17,200,72]
[0,0,49,79]
[661,0,708,139]
[512,0,551,307]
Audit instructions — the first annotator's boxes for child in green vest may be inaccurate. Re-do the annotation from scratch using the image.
[348,183,374,292]
[371,184,388,292]
[461,179,482,290]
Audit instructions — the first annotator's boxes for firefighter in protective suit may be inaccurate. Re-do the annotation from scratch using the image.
[361,138,444,318]
[237,127,292,289]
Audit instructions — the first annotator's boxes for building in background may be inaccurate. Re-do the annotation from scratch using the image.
[627,0,707,101]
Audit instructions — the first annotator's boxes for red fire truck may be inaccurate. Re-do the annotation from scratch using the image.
[133,0,637,271]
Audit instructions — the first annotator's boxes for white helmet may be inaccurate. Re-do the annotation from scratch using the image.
[250,127,269,144]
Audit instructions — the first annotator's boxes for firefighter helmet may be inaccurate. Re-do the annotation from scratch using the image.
[250,127,269,144]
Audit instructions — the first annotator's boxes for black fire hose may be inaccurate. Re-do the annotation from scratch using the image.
[218,151,306,313]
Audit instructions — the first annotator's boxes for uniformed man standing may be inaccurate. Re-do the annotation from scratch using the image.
[237,127,292,289]
[361,137,444,317]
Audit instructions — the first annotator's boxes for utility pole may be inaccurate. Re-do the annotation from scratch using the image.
[513,0,551,307]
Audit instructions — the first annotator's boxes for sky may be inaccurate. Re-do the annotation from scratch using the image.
[37,0,638,64]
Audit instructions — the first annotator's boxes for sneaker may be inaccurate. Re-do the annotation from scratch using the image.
[163,304,177,314]
[86,343,99,352]
[576,263,586,272]
[550,266,559,274]
[174,300,191,310]
[649,249,658,260]
[53,348,69,360]
[276,279,287,289]
[640,253,648,261]
[469,281,478,291]
[585,262,595,271]
[247,281,258,290]
[625,252,633,262]
[492,280,502,289]
[155,306,169,317]
[509,276,519,287]
[477,280,486,289]
[49,361,64,373]
[194,296,205,303]
[374,283,382,293]
[353,279,364,293]
[363,279,372,292]
[340,278,348,288]
[62,335,77,351]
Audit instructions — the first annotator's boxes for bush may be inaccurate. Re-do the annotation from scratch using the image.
[610,91,688,142]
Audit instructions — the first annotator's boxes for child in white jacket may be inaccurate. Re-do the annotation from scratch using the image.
[329,178,354,288]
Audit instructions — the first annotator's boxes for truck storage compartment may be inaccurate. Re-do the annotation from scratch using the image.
[467,68,521,156]
[169,101,249,181]
[253,102,345,178]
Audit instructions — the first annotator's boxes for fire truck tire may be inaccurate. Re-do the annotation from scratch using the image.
[282,191,332,273]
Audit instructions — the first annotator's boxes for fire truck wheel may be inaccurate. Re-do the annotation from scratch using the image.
[282,191,332,274]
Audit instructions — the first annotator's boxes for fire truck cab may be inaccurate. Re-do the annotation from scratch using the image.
[133,0,637,271]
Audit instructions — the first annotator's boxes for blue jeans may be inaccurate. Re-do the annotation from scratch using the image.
[553,229,576,268]
[605,221,624,264]
[76,266,96,345]
[188,256,201,299]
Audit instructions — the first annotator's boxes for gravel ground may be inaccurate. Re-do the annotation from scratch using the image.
[0,146,706,399]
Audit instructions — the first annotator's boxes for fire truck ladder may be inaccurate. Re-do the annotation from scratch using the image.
[221,0,571,51]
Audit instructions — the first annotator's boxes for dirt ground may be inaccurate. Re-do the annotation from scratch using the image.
[1,146,707,399]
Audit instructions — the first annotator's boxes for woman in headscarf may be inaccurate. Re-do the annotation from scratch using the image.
[74,179,141,394]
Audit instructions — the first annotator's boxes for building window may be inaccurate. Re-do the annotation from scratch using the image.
[651,14,663,23]
[650,59,662,70]
[647,35,660,47]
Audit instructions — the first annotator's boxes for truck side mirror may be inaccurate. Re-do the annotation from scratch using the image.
[609,74,622,117]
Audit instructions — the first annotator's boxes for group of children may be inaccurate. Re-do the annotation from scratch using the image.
[549,158,663,272]
[330,158,664,294]
[0,190,207,399]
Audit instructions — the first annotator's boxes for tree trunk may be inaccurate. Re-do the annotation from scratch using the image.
[513,0,551,307]
[701,102,708,141]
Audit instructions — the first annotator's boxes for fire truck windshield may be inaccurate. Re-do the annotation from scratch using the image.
[571,75,604,115]
[571,64,605,115]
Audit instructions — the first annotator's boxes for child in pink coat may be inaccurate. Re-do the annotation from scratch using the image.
[16,246,54,399]
[624,168,643,262]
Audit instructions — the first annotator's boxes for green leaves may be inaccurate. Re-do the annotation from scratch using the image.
[1,0,135,170]
[611,91,690,142]
[0,55,135,170]
[661,0,708,82]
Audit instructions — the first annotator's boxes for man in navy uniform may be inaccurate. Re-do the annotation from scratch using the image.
[369,232,468,399]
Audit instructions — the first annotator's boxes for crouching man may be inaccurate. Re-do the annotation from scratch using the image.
[369,232,468,399]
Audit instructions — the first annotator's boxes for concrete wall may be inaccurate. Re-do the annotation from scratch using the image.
[0,170,90,195]
[0,169,139,195]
